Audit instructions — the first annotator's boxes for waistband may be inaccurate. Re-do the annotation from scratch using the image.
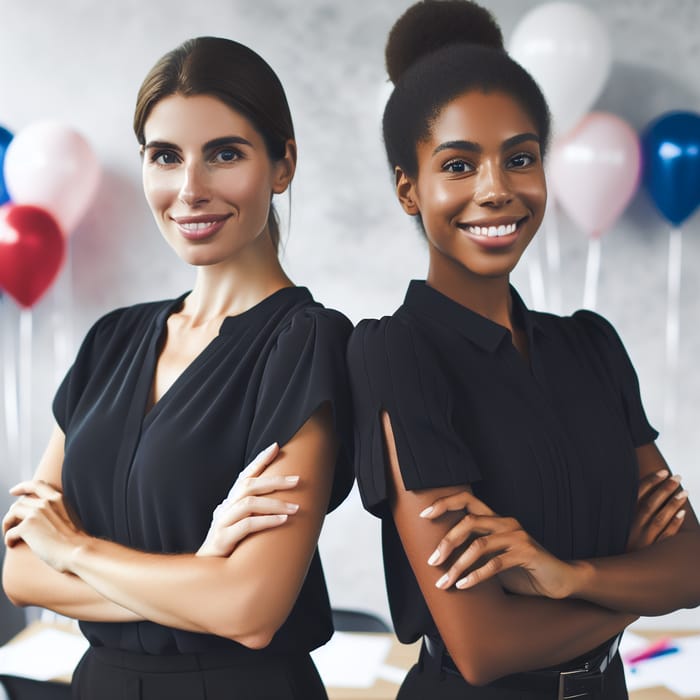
[423,634,621,699]
[88,645,296,674]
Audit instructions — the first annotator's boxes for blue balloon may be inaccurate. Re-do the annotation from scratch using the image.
[642,111,700,226]
[0,124,13,205]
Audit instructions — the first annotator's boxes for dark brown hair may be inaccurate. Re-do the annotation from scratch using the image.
[134,37,295,252]
[383,1,551,179]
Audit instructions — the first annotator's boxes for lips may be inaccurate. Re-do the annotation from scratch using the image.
[457,217,527,248]
[170,214,231,241]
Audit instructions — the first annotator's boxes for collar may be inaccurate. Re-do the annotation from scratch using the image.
[401,280,542,353]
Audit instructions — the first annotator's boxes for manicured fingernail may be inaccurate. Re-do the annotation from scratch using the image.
[285,476,299,484]
[285,503,299,513]
[674,490,688,500]
[675,510,686,519]
[427,549,440,566]
[420,506,434,518]
[435,574,449,589]
[656,470,669,478]
[456,576,471,589]
[670,474,683,483]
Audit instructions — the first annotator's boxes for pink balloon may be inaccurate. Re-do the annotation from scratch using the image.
[549,113,641,238]
[3,121,100,235]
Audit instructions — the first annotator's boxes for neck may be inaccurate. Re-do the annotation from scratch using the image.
[183,234,293,326]
[426,252,514,331]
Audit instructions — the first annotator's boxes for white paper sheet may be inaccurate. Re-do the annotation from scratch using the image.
[311,631,392,688]
[0,628,88,681]
[621,633,700,697]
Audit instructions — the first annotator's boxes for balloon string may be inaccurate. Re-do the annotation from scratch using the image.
[2,296,20,470]
[19,308,32,482]
[52,242,73,387]
[544,201,561,314]
[527,235,547,310]
[664,227,682,436]
[583,236,601,311]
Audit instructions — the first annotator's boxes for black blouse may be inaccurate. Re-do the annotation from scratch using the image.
[348,281,657,644]
[54,286,354,655]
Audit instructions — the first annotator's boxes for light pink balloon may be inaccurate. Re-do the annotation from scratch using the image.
[549,113,641,238]
[4,121,101,235]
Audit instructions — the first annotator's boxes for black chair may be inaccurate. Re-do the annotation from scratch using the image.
[0,677,70,700]
[331,608,392,633]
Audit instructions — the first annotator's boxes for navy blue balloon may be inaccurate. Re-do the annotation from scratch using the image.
[642,111,700,226]
[0,125,13,205]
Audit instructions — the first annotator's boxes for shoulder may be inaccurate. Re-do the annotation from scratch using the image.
[78,298,173,352]
[274,298,353,352]
[348,314,420,366]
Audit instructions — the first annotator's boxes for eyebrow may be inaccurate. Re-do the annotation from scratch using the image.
[432,132,540,156]
[143,135,254,152]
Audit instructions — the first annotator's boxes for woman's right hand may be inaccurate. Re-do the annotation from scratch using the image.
[627,470,687,551]
[197,443,300,557]
[420,490,575,598]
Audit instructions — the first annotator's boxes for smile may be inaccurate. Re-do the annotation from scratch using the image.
[465,222,517,238]
[171,214,231,241]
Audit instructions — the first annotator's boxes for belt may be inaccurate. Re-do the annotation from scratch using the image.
[423,634,621,699]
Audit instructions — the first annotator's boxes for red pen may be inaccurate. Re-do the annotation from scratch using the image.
[624,637,675,665]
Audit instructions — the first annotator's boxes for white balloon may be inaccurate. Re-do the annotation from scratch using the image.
[4,121,101,235]
[509,2,612,136]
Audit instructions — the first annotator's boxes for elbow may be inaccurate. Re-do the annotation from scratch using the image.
[212,615,281,650]
[2,561,30,608]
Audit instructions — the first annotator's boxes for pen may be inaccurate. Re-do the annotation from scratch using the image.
[629,646,680,666]
[624,637,675,665]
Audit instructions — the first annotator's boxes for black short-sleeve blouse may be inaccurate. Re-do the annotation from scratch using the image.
[54,286,354,655]
[347,281,657,644]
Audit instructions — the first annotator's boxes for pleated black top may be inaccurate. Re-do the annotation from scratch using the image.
[54,286,354,655]
[348,281,657,644]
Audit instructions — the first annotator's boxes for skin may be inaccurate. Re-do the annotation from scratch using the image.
[380,90,700,685]
[2,93,338,650]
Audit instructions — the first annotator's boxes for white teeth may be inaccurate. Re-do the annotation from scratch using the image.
[180,221,216,231]
[466,222,518,237]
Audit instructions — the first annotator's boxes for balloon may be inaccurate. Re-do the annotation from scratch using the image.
[4,121,100,235]
[0,204,65,307]
[549,113,641,238]
[0,125,13,205]
[641,111,700,226]
[509,2,611,136]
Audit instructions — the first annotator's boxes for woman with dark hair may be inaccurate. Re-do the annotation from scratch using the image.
[2,37,352,700]
[348,2,700,698]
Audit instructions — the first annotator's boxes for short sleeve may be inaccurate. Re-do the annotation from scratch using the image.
[52,310,121,432]
[246,307,354,512]
[347,318,481,518]
[573,310,658,447]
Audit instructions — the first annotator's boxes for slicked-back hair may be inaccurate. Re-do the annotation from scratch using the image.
[134,37,295,253]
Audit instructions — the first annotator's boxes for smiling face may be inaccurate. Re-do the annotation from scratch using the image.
[397,90,546,282]
[141,93,294,268]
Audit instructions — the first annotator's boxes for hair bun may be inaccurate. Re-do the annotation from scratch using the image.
[385,0,504,84]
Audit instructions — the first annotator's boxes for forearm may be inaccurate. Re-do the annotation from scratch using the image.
[2,543,143,622]
[568,531,700,615]
[68,536,276,647]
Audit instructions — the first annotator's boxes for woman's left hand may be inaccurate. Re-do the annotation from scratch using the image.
[420,490,575,598]
[3,480,85,573]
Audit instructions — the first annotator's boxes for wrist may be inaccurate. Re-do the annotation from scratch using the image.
[565,559,595,599]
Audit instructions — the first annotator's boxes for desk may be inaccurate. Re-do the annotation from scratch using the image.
[2,624,698,699]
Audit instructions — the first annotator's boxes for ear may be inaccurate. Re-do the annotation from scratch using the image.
[272,139,297,194]
[395,166,419,216]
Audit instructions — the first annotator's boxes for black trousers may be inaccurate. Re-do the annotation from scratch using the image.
[71,646,327,700]
[397,643,629,700]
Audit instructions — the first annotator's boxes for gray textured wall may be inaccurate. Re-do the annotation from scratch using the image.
[0,0,698,640]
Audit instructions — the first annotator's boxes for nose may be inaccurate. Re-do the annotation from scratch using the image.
[178,161,211,207]
[473,162,512,207]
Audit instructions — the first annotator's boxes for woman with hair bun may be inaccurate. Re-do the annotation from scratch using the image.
[348,1,700,697]
[2,36,353,699]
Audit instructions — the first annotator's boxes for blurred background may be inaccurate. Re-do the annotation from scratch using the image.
[0,0,698,642]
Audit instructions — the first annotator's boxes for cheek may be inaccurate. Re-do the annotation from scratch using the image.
[142,169,177,214]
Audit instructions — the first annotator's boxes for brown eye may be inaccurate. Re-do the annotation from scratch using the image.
[444,159,473,174]
[507,153,535,169]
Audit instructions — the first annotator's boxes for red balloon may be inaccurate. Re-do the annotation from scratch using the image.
[0,204,65,307]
